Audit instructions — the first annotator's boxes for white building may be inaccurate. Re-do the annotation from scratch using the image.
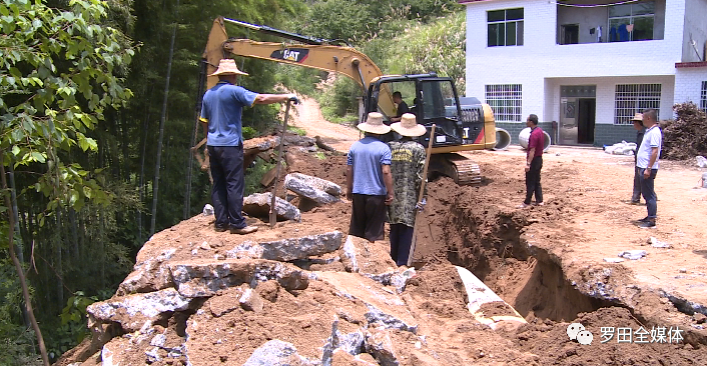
[459,0,707,146]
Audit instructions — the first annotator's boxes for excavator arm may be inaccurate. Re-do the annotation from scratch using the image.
[204,17,384,92]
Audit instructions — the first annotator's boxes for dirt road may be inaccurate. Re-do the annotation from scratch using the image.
[288,96,359,152]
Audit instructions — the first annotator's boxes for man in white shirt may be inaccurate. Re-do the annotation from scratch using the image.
[634,109,662,228]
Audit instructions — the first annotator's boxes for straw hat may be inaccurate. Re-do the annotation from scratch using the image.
[391,113,426,137]
[630,113,643,122]
[357,112,391,135]
[209,59,248,76]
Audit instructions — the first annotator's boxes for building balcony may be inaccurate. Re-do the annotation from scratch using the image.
[556,0,665,45]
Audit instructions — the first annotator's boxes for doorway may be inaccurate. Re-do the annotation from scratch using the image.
[559,85,596,145]
[577,98,595,144]
[561,24,579,45]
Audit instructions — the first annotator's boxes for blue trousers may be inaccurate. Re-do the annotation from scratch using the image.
[639,168,658,219]
[390,223,414,266]
[208,145,246,230]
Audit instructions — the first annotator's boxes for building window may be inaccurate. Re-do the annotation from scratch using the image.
[614,84,661,125]
[485,84,522,122]
[487,8,524,47]
[608,1,655,42]
[701,81,707,113]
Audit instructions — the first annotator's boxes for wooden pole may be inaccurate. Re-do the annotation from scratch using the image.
[270,101,292,227]
[406,124,436,267]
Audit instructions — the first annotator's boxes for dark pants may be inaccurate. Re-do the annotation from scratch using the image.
[632,166,642,202]
[349,194,386,242]
[390,223,414,266]
[524,156,543,205]
[208,145,246,230]
[639,168,658,219]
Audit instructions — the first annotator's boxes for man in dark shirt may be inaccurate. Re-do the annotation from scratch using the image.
[520,114,544,208]
[389,91,409,123]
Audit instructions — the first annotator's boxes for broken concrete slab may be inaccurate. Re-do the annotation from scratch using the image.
[227,231,343,262]
[365,329,399,366]
[243,340,318,366]
[169,259,311,297]
[322,316,366,366]
[287,172,342,196]
[315,271,417,333]
[87,288,191,332]
[285,173,340,205]
[117,248,176,295]
[364,267,416,294]
[341,235,398,275]
[243,192,301,222]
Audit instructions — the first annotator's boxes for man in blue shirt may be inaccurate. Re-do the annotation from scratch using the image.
[346,112,394,243]
[200,59,298,234]
[634,109,662,229]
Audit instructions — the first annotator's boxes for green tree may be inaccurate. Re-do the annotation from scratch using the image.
[0,0,135,364]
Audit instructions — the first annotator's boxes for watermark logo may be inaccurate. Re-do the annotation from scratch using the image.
[567,323,684,345]
[567,323,593,345]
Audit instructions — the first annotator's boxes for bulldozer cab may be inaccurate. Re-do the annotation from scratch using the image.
[365,74,487,148]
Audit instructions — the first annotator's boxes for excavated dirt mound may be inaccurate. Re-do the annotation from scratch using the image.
[58,146,707,366]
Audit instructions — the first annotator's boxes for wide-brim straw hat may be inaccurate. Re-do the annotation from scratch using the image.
[391,113,426,137]
[630,113,643,122]
[357,112,391,135]
[209,59,249,76]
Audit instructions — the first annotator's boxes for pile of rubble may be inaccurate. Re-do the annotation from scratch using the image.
[661,102,707,160]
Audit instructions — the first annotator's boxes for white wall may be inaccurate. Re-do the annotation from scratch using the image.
[674,68,707,105]
[682,0,707,62]
[463,0,686,122]
[544,76,675,124]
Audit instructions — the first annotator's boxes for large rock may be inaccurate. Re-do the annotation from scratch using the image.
[87,288,191,332]
[169,259,311,297]
[285,173,340,205]
[226,231,343,261]
[116,248,176,295]
[243,340,317,366]
[341,235,398,275]
[243,192,301,222]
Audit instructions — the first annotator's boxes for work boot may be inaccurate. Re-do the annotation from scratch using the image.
[214,225,228,233]
[230,225,258,235]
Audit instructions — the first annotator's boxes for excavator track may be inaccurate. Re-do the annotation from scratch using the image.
[429,153,482,186]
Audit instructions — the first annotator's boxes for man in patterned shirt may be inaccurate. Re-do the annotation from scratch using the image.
[387,113,427,266]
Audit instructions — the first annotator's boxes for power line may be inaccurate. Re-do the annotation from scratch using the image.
[550,0,641,7]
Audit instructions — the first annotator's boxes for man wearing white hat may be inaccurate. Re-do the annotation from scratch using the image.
[346,112,394,243]
[387,113,427,266]
[200,59,298,234]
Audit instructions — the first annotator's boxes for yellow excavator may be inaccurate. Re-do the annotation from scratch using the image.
[201,17,497,185]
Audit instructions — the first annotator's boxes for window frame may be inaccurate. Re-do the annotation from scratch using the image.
[614,83,661,125]
[485,84,523,122]
[701,81,707,114]
[487,8,524,47]
[608,1,655,42]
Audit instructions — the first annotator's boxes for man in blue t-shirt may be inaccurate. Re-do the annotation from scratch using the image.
[634,109,662,229]
[200,59,298,234]
[346,112,394,243]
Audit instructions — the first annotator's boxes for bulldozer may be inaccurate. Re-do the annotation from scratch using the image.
[200,17,498,185]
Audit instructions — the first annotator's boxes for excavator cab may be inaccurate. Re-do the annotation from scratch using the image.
[365,74,488,150]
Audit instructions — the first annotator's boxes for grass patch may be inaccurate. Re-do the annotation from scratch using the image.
[314,152,326,160]
[287,125,307,136]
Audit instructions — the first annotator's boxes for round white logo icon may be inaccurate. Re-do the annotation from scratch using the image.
[566,323,585,340]
[576,330,594,345]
